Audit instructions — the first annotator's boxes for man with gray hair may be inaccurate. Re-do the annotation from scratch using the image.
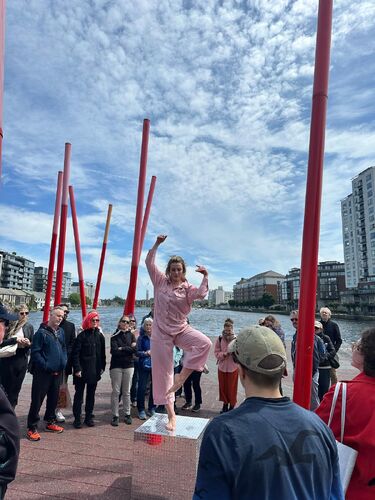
[320,307,342,384]
[193,325,343,500]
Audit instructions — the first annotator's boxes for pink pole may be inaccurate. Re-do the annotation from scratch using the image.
[0,1,6,181]
[138,176,156,263]
[69,185,87,319]
[93,204,113,310]
[54,143,71,305]
[124,119,150,315]
[293,0,333,409]
[43,171,63,323]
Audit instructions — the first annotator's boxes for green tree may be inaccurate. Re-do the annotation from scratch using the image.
[69,293,80,306]
[86,296,92,306]
[261,293,275,308]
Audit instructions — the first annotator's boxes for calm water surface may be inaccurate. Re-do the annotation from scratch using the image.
[27,307,373,351]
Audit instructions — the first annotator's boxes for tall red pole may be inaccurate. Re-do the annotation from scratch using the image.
[69,185,87,319]
[54,143,71,305]
[293,0,333,409]
[0,1,6,181]
[138,175,156,263]
[93,204,113,310]
[43,171,63,322]
[124,119,150,315]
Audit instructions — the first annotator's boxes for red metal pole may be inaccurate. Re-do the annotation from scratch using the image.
[138,176,156,263]
[0,1,6,181]
[124,119,150,315]
[93,204,113,310]
[69,185,87,319]
[43,171,63,322]
[54,143,71,305]
[293,0,333,409]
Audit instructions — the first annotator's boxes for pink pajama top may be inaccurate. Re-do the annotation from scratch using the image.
[214,335,238,373]
[145,248,208,337]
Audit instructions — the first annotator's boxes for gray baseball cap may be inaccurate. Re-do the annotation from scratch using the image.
[228,325,287,375]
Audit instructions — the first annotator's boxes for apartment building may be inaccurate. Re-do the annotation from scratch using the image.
[341,166,375,288]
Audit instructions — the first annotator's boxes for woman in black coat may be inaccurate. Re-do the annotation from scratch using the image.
[0,304,34,408]
[72,312,106,428]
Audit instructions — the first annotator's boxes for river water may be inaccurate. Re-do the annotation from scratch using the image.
[27,307,373,350]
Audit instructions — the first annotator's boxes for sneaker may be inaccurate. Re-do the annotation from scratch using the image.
[138,410,147,420]
[192,404,201,413]
[84,419,95,427]
[147,408,156,417]
[124,414,132,425]
[73,420,82,429]
[111,416,119,427]
[55,410,65,423]
[46,423,64,433]
[181,402,192,411]
[155,405,167,414]
[27,429,41,441]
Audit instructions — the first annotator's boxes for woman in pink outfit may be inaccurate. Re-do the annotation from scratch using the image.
[146,234,211,430]
[214,318,238,413]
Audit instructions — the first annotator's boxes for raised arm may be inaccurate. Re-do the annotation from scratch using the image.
[145,235,167,287]
[188,265,209,302]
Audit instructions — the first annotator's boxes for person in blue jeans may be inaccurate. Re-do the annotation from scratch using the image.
[136,318,155,419]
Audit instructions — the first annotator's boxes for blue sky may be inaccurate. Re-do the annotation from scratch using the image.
[1,0,375,299]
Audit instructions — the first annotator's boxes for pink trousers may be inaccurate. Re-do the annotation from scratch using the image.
[151,326,212,406]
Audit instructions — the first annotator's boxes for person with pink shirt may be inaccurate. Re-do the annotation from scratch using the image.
[214,318,239,413]
[146,234,211,430]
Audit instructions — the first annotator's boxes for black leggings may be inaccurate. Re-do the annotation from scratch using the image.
[0,355,28,408]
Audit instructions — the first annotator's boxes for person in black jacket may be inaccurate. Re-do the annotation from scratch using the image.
[55,303,76,423]
[110,315,137,426]
[320,307,342,384]
[0,305,20,498]
[314,321,336,401]
[0,304,34,408]
[27,307,67,442]
[72,311,106,428]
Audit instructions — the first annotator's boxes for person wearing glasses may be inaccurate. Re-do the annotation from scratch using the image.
[146,235,211,431]
[110,315,137,426]
[316,329,375,500]
[71,311,106,428]
[0,304,34,408]
[290,310,327,410]
[55,303,76,423]
[129,315,140,408]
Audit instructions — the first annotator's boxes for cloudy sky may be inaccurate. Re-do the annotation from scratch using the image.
[1,0,375,300]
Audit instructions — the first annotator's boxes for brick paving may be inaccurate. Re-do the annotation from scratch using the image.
[7,341,357,499]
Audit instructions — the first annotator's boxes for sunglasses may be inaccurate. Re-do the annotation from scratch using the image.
[130,320,136,323]
[20,311,29,316]
[120,320,130,324]
[290,318,298,322]
[91,318,100,323]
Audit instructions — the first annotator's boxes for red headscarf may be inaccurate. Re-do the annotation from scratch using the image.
[82,311,99,330]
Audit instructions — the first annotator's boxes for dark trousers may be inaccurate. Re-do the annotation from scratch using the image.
[0,356,28,408]
[131,361,139,402]
[175,365,183,397]
[183,371,202,405]
[137,367,154,411]
[318,368,331,401]
[27,369,61,430]
[73,378,97,421]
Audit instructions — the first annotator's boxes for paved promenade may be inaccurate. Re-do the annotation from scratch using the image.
[7,341,358,499]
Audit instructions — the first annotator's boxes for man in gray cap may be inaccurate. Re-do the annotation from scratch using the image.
[193,325,343,500]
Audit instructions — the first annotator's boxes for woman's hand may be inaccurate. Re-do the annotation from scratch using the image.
[195,265,208,277]
[156,234,167,245]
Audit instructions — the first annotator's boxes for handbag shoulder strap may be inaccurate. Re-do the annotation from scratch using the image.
[327,381,347,443]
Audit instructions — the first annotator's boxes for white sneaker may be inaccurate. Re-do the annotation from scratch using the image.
[55,410,65,423]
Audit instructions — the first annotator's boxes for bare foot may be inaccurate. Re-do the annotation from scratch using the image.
[166,415,176,431]
[166,374,183,395]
